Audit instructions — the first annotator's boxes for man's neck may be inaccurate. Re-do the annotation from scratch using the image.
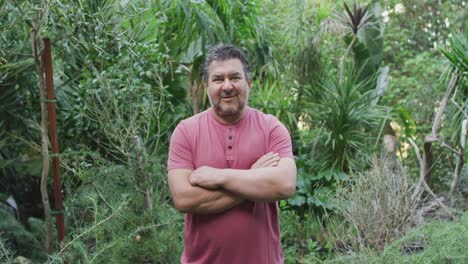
[211,107,248,125]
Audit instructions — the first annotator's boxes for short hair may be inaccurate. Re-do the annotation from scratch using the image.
[202,44,252,84]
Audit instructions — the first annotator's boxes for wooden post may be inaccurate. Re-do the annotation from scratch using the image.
[43,38,65,244]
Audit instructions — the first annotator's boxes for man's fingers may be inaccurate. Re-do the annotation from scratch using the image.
[261,156,280,167]
[251,152,272,169]
[253,152,273,168]
[258,152,274,162]
[251,152,280,169]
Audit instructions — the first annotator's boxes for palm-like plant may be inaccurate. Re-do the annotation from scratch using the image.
[440,30,467,145]
[338,1,373,85]
[302,66,386,172]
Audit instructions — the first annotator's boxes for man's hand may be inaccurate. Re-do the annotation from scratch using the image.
[189,166,221,189]
[251,152,280,169]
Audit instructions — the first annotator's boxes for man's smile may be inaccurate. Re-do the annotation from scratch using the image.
[220,94,237,101]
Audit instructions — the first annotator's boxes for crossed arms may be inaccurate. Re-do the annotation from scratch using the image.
[168,153,297,214]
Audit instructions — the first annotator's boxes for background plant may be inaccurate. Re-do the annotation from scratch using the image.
[335,158,419,253]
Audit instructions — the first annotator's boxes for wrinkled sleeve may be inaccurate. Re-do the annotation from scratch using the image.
[268,117,294,158]
[167,122,195,171]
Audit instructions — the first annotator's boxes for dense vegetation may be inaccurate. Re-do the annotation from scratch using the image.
[0,0,466,263]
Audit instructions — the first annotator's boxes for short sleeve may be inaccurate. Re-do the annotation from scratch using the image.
[167,122,195,171]
[269,118,294,158]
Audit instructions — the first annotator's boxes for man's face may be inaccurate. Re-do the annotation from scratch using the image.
[207,58,252,123]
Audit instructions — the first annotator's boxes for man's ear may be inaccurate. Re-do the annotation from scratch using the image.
[248,79,253,88]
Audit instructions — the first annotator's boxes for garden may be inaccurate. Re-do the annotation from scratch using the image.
[0,0,467,263]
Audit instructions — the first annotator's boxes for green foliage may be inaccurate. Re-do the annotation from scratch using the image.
[327,211,468,264]
[301,68,387,172]
[440,31,468,77]
[249,76,298,135]
[260,1,388,214]
[379,211,468,264]
[0,208,46,262]
[58,156,183,263]
[48,0,186,148]
[0,0,44,201]
[280,209,332,263]
[440,30,467,146]
[286,155,348,211]
[382,0,465,57]
[1,0,467,262]
[0,235,14,264]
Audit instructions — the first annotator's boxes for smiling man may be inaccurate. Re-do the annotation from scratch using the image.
[167,44,297,264]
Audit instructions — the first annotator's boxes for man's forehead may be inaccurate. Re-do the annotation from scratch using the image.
[209,58,244,75]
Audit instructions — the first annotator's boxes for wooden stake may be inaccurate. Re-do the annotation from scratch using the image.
[43,38,65,245]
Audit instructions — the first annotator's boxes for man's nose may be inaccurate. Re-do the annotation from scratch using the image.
[222,79,234,90]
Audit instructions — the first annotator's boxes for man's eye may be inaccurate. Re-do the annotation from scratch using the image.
[232,76,241,81]
[213,78,222,83]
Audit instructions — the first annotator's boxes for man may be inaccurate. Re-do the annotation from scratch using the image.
[167,44,297,264]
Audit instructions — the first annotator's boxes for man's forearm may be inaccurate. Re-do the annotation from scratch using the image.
[218,158,296,202]
[219,168,294,201]
[168,168,243,215]
[174,185,243,214]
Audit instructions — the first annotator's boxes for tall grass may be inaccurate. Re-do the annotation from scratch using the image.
[335,158,419,252]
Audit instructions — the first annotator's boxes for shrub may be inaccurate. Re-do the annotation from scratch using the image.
[54,153,183,263]
[335,158,419,252]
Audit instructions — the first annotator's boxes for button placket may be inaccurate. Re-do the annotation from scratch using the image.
[226,127,234,160]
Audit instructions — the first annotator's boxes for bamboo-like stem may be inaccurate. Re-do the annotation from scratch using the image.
[30,29,53,253]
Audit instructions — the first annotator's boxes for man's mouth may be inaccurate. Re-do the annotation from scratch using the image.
[221,95,237,99]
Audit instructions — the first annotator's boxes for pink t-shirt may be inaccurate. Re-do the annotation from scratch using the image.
[168,107,293,264]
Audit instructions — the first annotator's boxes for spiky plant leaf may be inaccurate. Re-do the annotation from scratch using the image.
[343,1,372,34]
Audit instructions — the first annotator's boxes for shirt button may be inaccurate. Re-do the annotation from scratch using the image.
[228,136,232,140]
[228,146,232,150]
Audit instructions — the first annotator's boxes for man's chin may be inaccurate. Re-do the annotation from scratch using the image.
[214,105,243,117]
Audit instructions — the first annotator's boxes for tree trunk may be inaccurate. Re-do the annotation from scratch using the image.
[449,119,467,204]
[422,141,433,184]
[422,74,458,186]
[382,134,398,170]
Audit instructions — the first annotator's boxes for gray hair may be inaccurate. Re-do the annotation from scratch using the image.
[202,44,252,84]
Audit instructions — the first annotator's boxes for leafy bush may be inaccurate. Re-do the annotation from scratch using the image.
[286,155,348,211]
[0,208,46,262]
[56,158,183,263]
[280,209,330,263]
